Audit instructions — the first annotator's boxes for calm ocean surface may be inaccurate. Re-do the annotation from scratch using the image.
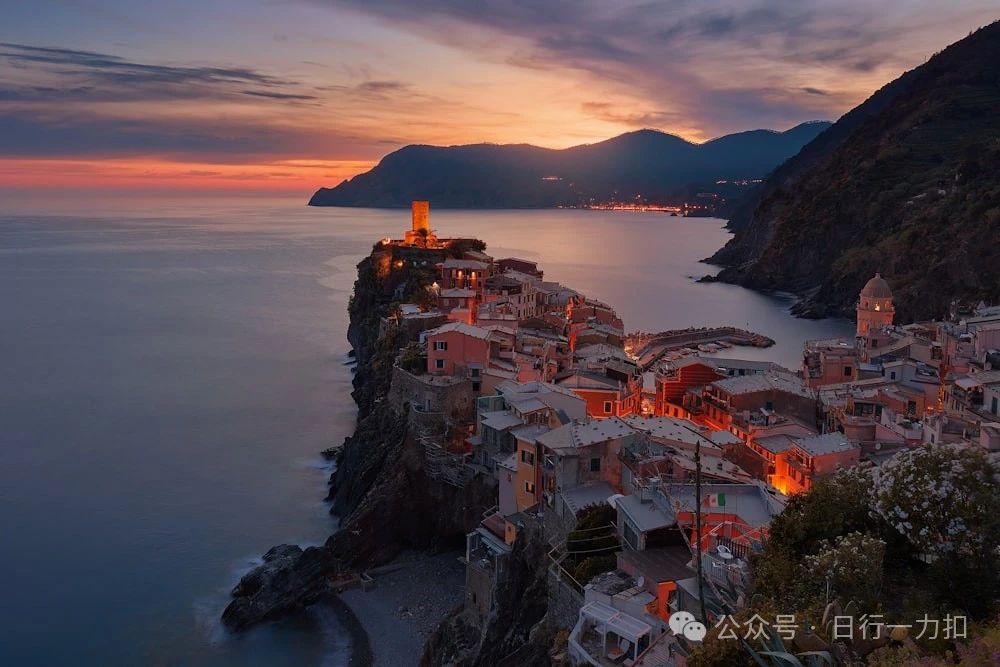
[0,196,852,665]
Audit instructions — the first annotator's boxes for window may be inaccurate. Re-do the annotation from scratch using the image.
[590,457,601,473]
[890,371,897,380]
[470,368,480,377]
[843,366,853,377]
[524,481,535,494]
[623,522,638,550]
[765,400,774,411]
[472,382,481,392]
[435,359,445,369]
[434,341,448,351]
[603,401,613,414]
[993,397,998,415]
[520,450,535,465]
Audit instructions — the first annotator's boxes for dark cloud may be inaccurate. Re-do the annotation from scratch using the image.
[241,90,319,101]
[311,0,988,135]
[356,80,408,93]
[0,110,378,160]
[0,42,311,103]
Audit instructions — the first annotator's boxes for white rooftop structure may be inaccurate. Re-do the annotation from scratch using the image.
[579,600,652,643]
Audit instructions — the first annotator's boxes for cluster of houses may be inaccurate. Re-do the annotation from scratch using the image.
[378,204,1000,665]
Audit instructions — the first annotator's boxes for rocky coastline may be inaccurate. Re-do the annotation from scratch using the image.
[222,241,506,663]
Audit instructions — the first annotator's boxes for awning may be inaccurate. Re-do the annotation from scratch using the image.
[580,601,652,642]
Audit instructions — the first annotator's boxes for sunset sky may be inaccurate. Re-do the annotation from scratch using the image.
[1,1,996,194]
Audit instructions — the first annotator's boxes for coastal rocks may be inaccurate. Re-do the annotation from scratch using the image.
[223,238,495,636]
[327,401,407,520]
[422,518,553,666]
[221,544,340,632]
[328,417,497,566]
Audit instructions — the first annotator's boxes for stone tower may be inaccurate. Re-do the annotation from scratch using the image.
[857,273,895,337]
[411,200,429,233]
[404,200,434,245]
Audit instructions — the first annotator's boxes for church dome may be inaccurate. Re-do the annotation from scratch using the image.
[860,273,892,299]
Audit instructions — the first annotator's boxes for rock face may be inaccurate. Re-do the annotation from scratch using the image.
[421,518,554,666]
[328,414,497,566]
[223,241,497,631]
[222,545,339,631]
[709,22,1000,321]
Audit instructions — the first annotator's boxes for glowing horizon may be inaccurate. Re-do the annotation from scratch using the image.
[1,1,996,194]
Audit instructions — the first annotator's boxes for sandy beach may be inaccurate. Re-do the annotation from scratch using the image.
[340,550,466,666]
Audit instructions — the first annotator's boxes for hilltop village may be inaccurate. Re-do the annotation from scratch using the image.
[369,202,1000,661]
[226,201,1000,665]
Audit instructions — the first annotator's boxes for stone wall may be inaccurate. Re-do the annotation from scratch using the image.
[546,569,584,632]
[389,365,475,425]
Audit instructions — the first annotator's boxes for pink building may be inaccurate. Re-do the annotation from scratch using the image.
[425,322,515,390]
[802,338,858,388]
[439,258,492,291]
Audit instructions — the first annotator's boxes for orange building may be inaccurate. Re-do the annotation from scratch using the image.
[654,359,725,417]
[769,432,860,495]
[556,368,642,417]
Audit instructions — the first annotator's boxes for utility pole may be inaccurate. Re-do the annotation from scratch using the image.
[694,438,707,623]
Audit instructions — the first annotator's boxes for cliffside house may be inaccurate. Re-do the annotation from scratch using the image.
[556,366,643,418]
[424,322,516,391]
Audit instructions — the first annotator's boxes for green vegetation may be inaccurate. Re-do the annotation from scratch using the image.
[445,238,487,258]
[717,22,1000,320]
[397,343,426,375]
[561,504,620,588]
[691,444,999,665]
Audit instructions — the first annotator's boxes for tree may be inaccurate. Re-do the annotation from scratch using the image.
[803,532,886,608]
[752,468,876,609]
[871,443,1000,616]
[871,443,999,560]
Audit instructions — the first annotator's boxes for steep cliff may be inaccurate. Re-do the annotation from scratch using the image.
[421,518,555,666]
[710,21,1000,321]
[225,241,496,630]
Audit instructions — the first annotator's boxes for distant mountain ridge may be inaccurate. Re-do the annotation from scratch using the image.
[710,21,1000,321]
[308,122,831,208]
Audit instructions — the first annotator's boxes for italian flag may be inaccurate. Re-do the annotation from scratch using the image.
[703,493,726,508]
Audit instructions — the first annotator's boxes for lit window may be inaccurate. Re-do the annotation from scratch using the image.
[525,481,535,494]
